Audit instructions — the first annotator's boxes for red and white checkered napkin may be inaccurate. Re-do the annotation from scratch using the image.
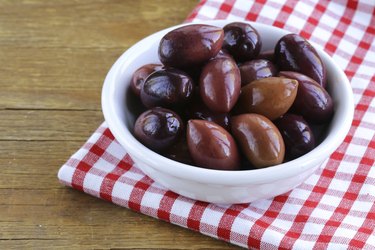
[58,0,375,248]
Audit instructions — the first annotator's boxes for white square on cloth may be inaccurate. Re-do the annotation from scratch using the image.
[112,181,132,201]
[170,198,195,226]
[198,5,219,19]
[346,143,368,159]
[327,1,346,18]
[312,26,332,43]
[294,1,315,18]
[354,126,375,142]
[352,7,372,27]
[83,172,104,194]
[286,15,306,31]
[338,38,358,56]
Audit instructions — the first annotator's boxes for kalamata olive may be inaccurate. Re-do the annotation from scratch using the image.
[200,57,241,113]
[237,77,298,120]
[231,114,285,168]
[163,136,194,165]
[126,87,147,120]
[134,107,183,152]
[131,64,163,96]
[187,120,240,170]
[239,59,277,86]
[275,34,326,88]
[279,71,333,124]
[212,49,234,60]
[222,22,261,62]
[274,113,315,160]
[186,92,230,131]
[257,49,275,61]
[158,24,224,68]
[140,69,194,109]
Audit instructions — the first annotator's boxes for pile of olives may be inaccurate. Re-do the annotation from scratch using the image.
[129,22,334,171]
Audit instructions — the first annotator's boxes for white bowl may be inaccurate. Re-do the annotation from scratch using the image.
[101,20,354,204]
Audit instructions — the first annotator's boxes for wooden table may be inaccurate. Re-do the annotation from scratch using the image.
[0,1,241,249]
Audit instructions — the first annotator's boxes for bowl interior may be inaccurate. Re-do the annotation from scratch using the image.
[102,20,354,185]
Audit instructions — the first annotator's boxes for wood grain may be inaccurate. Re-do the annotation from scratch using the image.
[0,0,242,249]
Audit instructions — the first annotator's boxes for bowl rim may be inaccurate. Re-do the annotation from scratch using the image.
[102,20,354,186]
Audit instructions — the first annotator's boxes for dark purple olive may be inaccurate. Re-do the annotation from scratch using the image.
[134,107,183,152]
[163,136,194,165]
[279,71,333,124]
[158,24,224,68]
[222,22,261,62]
[257,49,275,62]
[274,113,315,160]
[186,92,230,131]
[239,59,277,86]
[200,57,241,113]
[310,123,329,145]
[275,34,326,88]
[187,120,240,170]
[126,87,147,119]
[140,69,194,109]
[131,64,163,96]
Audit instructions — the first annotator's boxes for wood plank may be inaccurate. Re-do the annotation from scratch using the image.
[0,0,197,110]
[0,189,237,249]
[0,47,117,110]
[0,0,242,249]
[0,110,103,140]
[0,0,197,48]
[0,140,83,174]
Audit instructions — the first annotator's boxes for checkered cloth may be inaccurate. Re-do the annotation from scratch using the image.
[58,0,375,248]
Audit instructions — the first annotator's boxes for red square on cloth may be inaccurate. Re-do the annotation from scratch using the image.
[58,0,375,248]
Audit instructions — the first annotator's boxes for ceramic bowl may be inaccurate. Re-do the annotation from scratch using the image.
[101,20,354,204]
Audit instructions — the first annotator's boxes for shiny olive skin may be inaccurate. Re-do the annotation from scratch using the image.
[237,77,298,120]
[274,113,315,160]
[239,59,277,86]
[134,107,183,152]
[140,69,194,109]
[158,24,224,68]
[131,64,163,96]
[200,57,241,113]
[275,34,326,88]
[186,93,231,131]
[279,71,333,124]
[231,114,285,168]
[187,120,240,170]
[222,22,261,62]
[212,49,234,60]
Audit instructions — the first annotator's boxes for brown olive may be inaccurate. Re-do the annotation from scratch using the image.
[158,24,224,68]
[200,57,241,113]
[231,114,285,168]
[187,120,240,170]
[212,49,234,60]
[239,59,277,86]
[275,34,326,88]
[237,77,298,120]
